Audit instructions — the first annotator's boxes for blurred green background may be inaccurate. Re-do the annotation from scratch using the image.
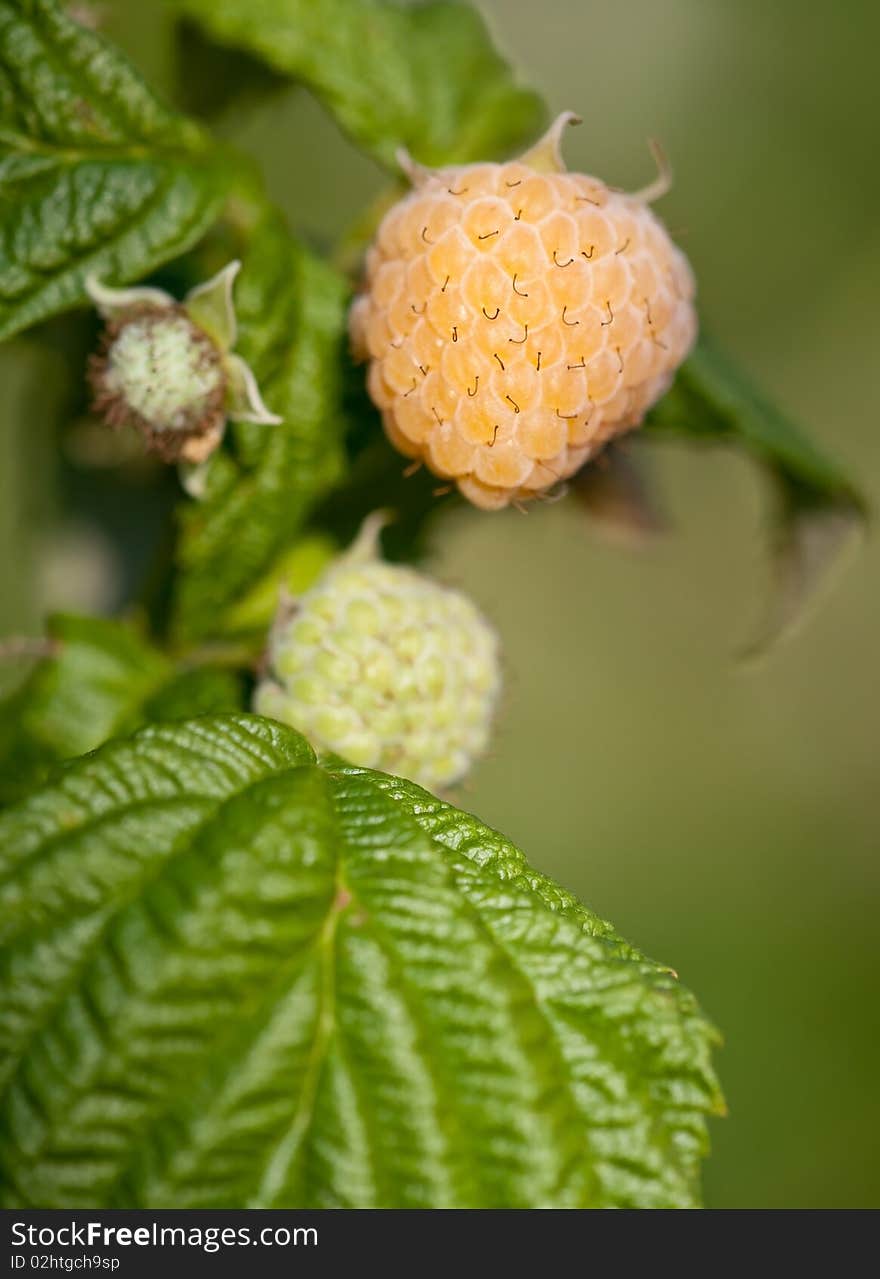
[2,0,878,1207]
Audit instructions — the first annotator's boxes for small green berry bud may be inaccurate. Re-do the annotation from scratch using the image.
[86,264,281,468]
[253,518,501,790]
[89,305,226,462]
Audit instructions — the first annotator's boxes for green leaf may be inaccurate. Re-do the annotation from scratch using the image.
[0,615,242,802]
[174,0,545,167]
[139,664,245,723]
[0,0,231,341]
[0,712,723,1209]
[172,210,349,642]
[220,532,338,635]
[646,336,865,650]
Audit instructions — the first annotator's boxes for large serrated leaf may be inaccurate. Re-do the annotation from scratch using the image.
[174,0,545,167]
[0,0,231,341]
[0,614,242,803]
[0,712,723,1209]
[172,211,349,642]
[646,337,865,650]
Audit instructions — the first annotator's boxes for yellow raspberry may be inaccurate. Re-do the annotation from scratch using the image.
[350,113,697,510]
[253,516,501,791]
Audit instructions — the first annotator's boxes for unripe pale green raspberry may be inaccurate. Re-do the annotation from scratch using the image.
[253,519,501,790]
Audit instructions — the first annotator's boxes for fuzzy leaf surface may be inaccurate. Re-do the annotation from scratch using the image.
[0,615,242,802]
[0,713,722,1209]
[174,0,544,167]
[172,212,349,642]
[0,0,230,340]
